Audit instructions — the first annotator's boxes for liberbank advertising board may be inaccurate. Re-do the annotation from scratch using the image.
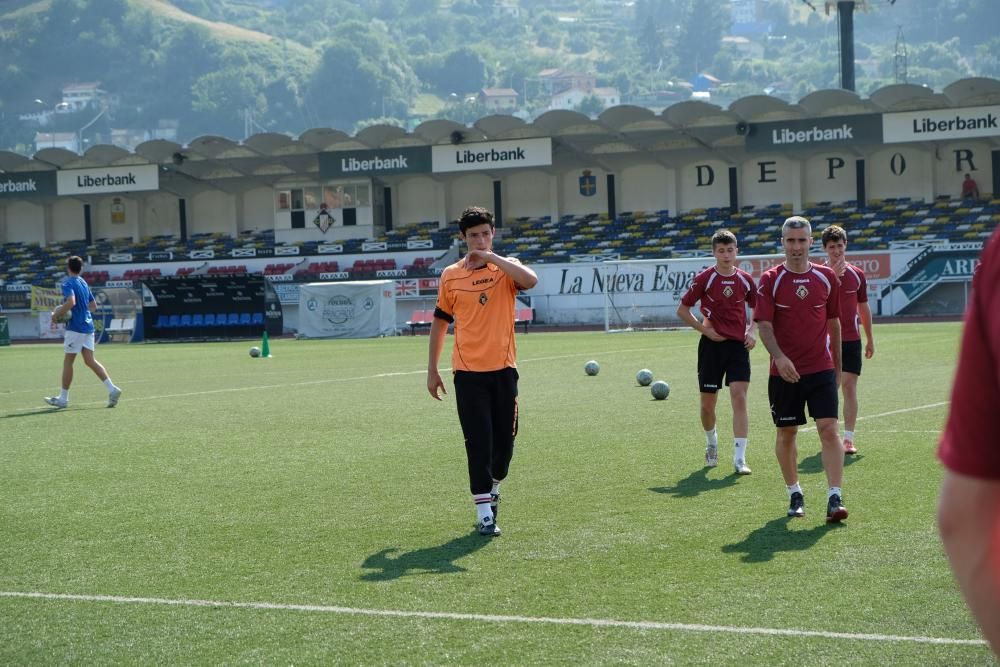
[883,104,1000,143]
[745,114,883,152]
[319,146,432,178]
[432,137,552,173]
[56,164,159,196]
[0,171,57,199]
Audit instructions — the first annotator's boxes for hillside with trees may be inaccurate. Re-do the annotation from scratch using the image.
[0,0,995,154]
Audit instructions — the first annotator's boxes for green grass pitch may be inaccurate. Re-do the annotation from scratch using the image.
[0,322,994,664]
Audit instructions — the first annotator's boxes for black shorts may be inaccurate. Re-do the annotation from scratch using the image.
[454,367,520,494]
[768,369,839,427]
[697,337,751,393]
[842,340,862,376]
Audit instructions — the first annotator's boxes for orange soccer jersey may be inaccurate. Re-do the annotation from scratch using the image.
[435,259,522,372]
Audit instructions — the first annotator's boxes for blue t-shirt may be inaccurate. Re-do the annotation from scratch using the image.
[61,275,95,334]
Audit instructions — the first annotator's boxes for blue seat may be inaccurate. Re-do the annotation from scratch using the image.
[239,312,252,326]
[251,312,264,326]
[227,313,239,326]
[192,313,204,327]
[203,313,215,326]
[179,314,192,327]
[166,314,180,328]
[154,314,169,328]
[217,313,229,326]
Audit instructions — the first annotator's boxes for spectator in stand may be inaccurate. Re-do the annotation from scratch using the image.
[961,173,980,200]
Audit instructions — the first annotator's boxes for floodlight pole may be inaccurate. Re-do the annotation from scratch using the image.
[837,1,856,91]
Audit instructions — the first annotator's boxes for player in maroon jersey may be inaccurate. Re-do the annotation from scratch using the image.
[938,228,1000,656]
[677,230,757,475]
[821,225,875,455]
[755,216,848,522]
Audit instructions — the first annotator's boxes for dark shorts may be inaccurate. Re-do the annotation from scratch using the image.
[842,340,862,376]
[697,337,751,393]
[454,367,520,494]
[768,369,839,427]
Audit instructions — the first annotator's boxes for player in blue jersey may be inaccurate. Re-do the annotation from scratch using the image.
[44,256,122,409]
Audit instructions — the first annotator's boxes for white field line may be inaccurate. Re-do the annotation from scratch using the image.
[0,591,985,647]
[1,346,682,415]
[799,402,948,433]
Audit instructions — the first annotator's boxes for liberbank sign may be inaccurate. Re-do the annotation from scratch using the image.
[883,104,1000,143]
[319,146,432,178]
[745,114,883,152]
[0,171,57,199]
[57,164,159,196]
[432,137,552,173]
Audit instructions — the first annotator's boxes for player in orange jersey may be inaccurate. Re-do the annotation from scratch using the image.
[427,206,538,537]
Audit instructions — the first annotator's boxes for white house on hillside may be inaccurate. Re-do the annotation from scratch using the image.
[478,88,519,112]
[61,82,106,111]
[35,132,80,153]
[550,85,620,111]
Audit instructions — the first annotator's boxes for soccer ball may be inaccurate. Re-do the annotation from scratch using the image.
[249,346,261,358]
[650,380,670,400]
[636,369,654,386]
[584,360,600,376]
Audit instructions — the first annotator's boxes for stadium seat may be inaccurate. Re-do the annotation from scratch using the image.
[203,313,215,327]
[179,314,192,328]
[227,313,240,326]
[217,313,229,327]
[239,313,252,326]
[154,314,169,328]
[191,313,204,327]
[166,314,180,328]
[251,312,264,326]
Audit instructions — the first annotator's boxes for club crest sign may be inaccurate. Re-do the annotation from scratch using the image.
[579,169,597,197]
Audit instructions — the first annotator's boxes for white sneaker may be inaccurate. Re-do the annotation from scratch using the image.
[107,387,122,408]
[44,396,68,409]
[705,445,718,467]
[734,459,752,475]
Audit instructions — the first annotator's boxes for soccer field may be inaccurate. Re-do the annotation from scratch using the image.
[0,323,993,664]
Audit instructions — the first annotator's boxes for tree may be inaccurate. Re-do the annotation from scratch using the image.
[676,1,730,76]
[576,95,605,117]
[191,66,267,137]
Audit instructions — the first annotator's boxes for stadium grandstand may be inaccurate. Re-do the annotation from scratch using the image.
[1,77,998,338]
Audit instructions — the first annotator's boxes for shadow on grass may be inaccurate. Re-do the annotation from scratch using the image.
[360,531,492,582]
[0,407,101,420]
[649,467,740,498]
[721,516,845,563]
[799,451,864,475]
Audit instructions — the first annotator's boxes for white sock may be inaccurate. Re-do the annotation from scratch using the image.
[844,430,854,443]
[103,378,116,391]
[705,428,718,448]
[58,389,69,402]
[787,482,802,497]
[734,438,747,461]
[828,486,842,500]
[474,493,493,522]
[491,480,500,496]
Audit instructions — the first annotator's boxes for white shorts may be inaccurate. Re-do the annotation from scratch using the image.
[64,330,96,354]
